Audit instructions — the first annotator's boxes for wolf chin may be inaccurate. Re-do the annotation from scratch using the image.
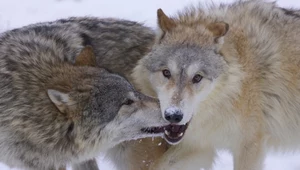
[129,0,300,170]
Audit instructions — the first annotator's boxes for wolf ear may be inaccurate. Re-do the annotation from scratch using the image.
[157,8,176,32]
[207,22,229,43]
[48,89,72,114]
[75,45,96,67]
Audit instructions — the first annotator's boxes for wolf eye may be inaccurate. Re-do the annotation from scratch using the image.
[162,69,171,79]
[192,74,203,84]
[123,99,134,106]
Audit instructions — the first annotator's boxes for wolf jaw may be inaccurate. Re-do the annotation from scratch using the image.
[141,122,189,145]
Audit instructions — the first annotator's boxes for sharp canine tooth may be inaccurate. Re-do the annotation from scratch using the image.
[179,132,183,137]
[164,130,170,135]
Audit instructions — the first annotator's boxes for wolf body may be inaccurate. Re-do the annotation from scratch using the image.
[0,17,169,170]
[131,1,300,170]
[18,17,155,82]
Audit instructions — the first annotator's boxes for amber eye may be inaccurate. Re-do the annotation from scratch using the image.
[123,99,134,106]
[192,74,203,84]
[162,69,171,79]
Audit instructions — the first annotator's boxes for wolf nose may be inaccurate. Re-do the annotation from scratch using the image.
[164,108,183,123]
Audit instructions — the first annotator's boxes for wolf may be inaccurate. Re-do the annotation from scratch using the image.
[3,16,178,170]
[0,18,172,169]
[130,0,300,169]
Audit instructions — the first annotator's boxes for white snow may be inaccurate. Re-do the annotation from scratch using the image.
[0,0,300,169]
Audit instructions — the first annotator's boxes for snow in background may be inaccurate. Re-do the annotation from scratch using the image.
[0,0,300,169]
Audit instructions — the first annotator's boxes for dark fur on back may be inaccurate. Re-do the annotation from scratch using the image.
[5,17,155,80]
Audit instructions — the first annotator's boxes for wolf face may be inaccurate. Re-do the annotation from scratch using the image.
[133,9,229,144]
[47,47,169,156]
[144,45,225,121]
[82,71,169,147]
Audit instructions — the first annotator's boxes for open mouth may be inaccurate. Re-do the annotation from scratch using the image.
[141,122,189,145]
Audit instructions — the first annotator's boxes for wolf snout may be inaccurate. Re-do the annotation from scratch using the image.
[164,107,183,123]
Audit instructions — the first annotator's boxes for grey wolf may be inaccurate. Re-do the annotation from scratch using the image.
[131,1,300,169]
[6,16,172,170]
[0,17,170,170]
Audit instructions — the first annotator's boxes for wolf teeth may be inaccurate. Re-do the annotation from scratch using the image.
[178,132,183,137]
[164,130,170,135]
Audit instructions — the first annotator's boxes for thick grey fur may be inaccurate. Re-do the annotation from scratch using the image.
[0,17,158,170]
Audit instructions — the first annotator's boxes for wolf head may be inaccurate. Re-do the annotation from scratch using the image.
[133,9,229,144]
[47,46,168,155]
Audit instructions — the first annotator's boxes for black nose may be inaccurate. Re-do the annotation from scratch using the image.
[164,110,183,123]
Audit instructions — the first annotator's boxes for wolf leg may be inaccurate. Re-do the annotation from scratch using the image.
[233,137,265,170]
[107,138,168,170]
[72,159,99,170]
[150,145,216,170]
[58,166,66,170]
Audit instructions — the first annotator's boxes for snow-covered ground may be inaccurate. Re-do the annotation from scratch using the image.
[0,0,300,169]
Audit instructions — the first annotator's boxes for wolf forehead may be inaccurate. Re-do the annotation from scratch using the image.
[143,44,226,79]
[84,73,135,120]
